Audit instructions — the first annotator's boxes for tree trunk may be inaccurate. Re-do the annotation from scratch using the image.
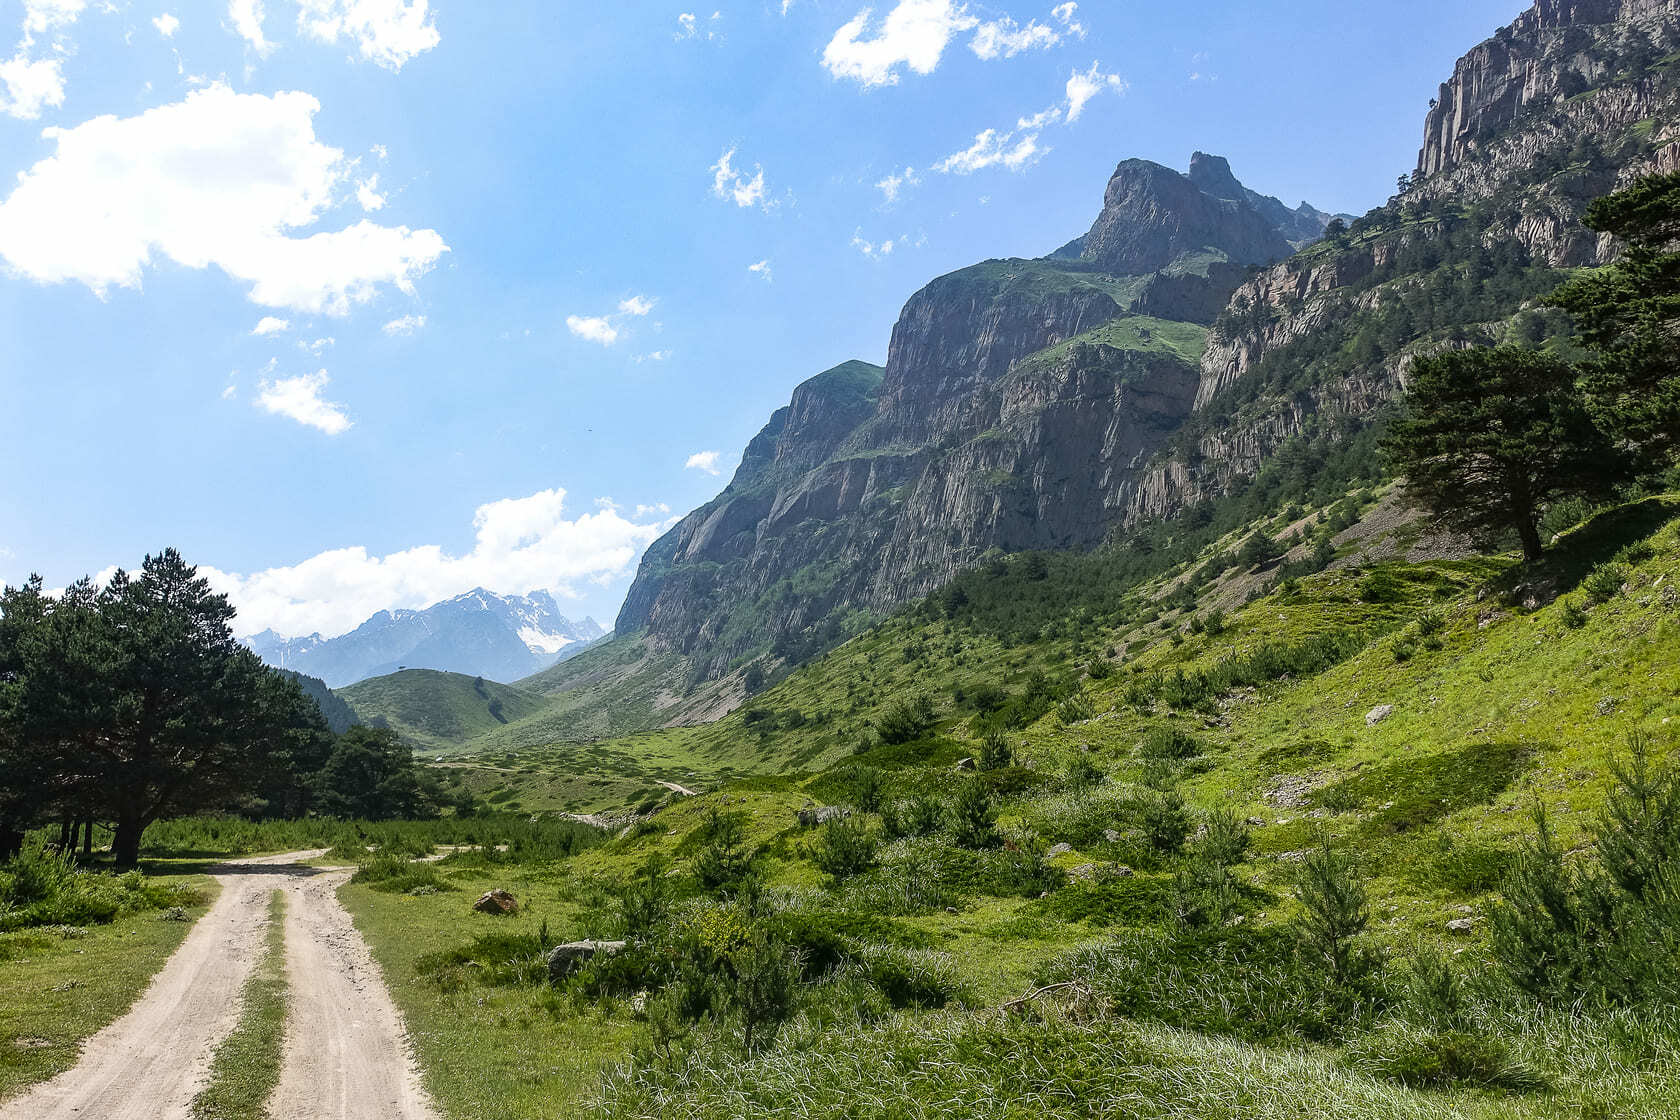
[0,828,23,862]
[1518,518,1544,563]
[82,823,94,859]
[57,819,73,852]
[112,815,145,869]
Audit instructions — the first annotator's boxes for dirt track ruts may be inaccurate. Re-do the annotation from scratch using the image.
[0,851,439,1120]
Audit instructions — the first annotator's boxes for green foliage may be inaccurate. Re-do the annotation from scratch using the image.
[1293,842,1373,990]
[693,810,759,895]
[947,781,997,850]
[316,726,429,821]
[1383,347,1627,562]
[1582,562,1628,603]
[0,848,201,931]
[875,696,937,746]
[1126,627,1380,712]
[809,818,879,881]
[350,853,454,895]
[1550,171,1680,452]
[1139,726,1200,761]
[976,730,1012,772]
[1347,1025,1544,1092]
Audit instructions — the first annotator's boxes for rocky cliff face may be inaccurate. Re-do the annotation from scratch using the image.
[613,157,1316,680]
[1110,0,1680,528]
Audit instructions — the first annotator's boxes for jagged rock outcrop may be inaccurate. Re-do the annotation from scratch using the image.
[1055,159,1293,274]
[1188,152,1347,244]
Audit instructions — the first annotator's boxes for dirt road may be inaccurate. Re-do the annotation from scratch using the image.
[0,852,440,1120]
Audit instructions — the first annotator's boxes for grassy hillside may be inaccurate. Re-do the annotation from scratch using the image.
[340,670,548,755]
[329,492,1680,1119]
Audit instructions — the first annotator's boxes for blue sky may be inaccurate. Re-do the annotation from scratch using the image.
[0,0,1526,638]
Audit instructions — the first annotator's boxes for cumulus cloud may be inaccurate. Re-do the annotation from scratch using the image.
[823,0,976,87]
[295,0,440,71]
[23,0,86,37]
[1065,60,1125,122]
[566,314,618,346]
[355,174,386,211]
[710,148,771,210]
[934,62,1124,176]
[0,54,64,119]
[382,313,424,335]
[876,166,920,204]
[206,488,668,639]
[153,12,180,37]
[253,316,291,335]
[1051,2,1084,36]
[618,294,655,317]
[0,84,449,315]
[969,16,1059,60]
[228,0,273,54]
[748,259,772,281]
[935,125,1046,175]
[685,450,723,475]
[256,369,352,435]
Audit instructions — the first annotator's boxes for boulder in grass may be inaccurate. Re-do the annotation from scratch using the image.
[546,940,627,981]
[1446,917,1476,935]
[1366,704,1395,727]
[472,889,519,916]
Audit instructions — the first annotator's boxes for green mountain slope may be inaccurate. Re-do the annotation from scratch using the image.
[339,669,548,755]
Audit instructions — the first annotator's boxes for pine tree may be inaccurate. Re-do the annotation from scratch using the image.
[1550,172,1680,456]
[1383,347,1625,561]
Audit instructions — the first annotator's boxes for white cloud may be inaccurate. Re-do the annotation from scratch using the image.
[1065,60,1125,122]
[710,147,771,210]
[933,63,1124,177]
[253,316,291,335]
[635,502,671,518]
[0,53,65,119]
[633,350,672,363]
[851,230,899,259]
[382,313,424,335]
[23,0,86,37]
[153,12,180,37]
[969,16,1059,60]
[256,369,352,435]
[300,335,334,355]
[685,450,723,475]
[207,488,667,639]
[823,0,976,87]
[618,294,655,317]
[566,314,619,346]
[675,10,721,41]
[295,0,440,71]
[1051,2,1083,36]
[228,0,273,54]
[876,166,920,204]
[748,259,772,281]
[356,174,386,211]
[935,126,1046,175]
[0,84,449,315]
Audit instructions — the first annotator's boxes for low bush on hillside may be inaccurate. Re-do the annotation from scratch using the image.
[1122,628,1382,712]
[350,853,455,895]
[1346,1025,1545,1092]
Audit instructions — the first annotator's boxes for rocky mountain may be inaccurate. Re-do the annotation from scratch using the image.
[607,155,1323,684]
[519,0,1680,742]
[250,590,605,688]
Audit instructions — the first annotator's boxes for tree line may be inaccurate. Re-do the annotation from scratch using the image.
[1387,173,1680,559]
[0,549,431,867]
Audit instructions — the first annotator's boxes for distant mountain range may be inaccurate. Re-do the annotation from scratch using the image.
[249,590,606,688]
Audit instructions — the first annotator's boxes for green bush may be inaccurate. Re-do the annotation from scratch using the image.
[948,781,997,850]
[876,696,938,745]
[0,849,201,931]
[976,730,1012,772]
[1582,562,1628,604]
[350,853,453,895]
[1139,726,1200,760]
[810,818,878,881]
[1359,569,1406,604]
[1348,1025,1544,1092]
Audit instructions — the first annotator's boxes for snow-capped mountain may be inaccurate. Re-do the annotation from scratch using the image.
[248,590,606,688]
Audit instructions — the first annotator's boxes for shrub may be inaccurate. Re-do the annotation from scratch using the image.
[977,730,1012,772]
[810,818,878,881]
[1293,842,1372,991]
[948,781,997,850]
[1562,598,1590,629]
[1140,790,1191,856]
[694,811,758,895]
[350,853,452,895]
[1582,562,1628,604]
[881,796,941,839]
[876,696,938,745]
[1139,726,1200,761]
[1359,569,1406,604]
[1348,1025,1544,1092]
[852,944,966,1010]
[1056,693,1095,726]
